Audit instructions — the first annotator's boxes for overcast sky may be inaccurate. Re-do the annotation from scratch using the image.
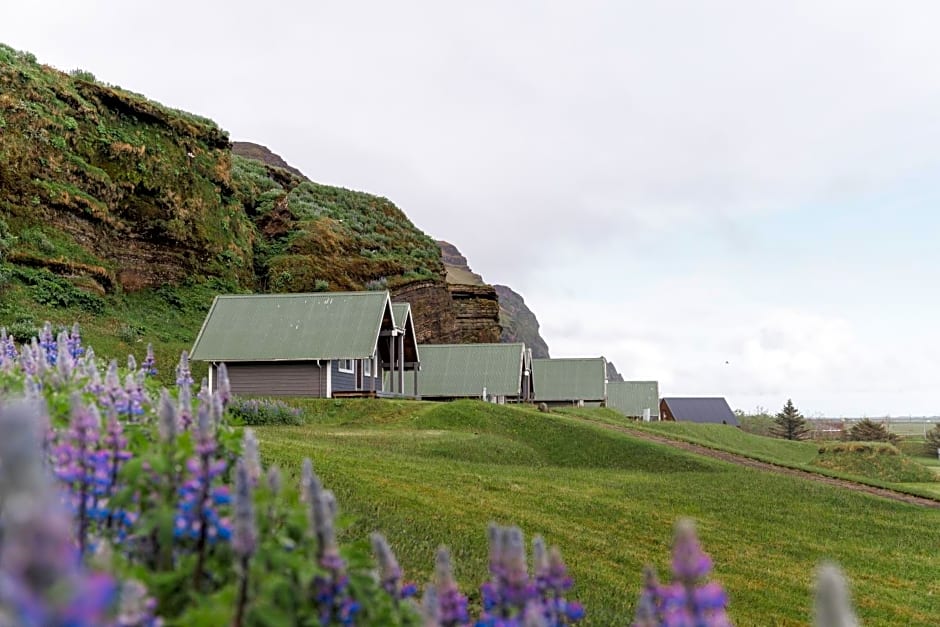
[5,1,940,415]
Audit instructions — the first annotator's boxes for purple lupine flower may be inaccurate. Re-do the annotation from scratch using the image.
[0,398,120,626]
[232,459,257,559]
[631,520,732,627]
[174,457,231,544]
[124,373,147,417]
[102,408,133,531]
[422,585,442,626]
[481,525,535,616]
[432,547,470,627]
[177,381,193,430]
[0,327,18,363]
[372,533,417,601]
[175,351,193,387]
[56,330,75,383]
[158,389,178,444]
[141,343,157,377]
[50,395,109,557]
[310,489,359,625]
[232,459,256,627]
[68,322,85,359]
[19,339,39,377]
[266,465,282,496]
[182,395,231,589]
[243,429,262,485]
[39,321,57,365]
[532,538,583,625]
[216,362,231,407]
[101,360,130,416]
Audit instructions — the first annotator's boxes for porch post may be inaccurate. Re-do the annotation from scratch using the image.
[398,333,405,396]
[389,333,397,395]
[370,353,376,393]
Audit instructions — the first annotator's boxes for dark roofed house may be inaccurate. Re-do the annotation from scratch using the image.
[532,357,607,407]
[399,343,533,403]
[660,397,739,426]
[190,291,419,398]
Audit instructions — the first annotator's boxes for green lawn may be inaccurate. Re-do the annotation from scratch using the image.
[560,409,940,498]
[255,400,940,626]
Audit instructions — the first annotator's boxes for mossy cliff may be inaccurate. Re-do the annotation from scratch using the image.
[0,43,503,364]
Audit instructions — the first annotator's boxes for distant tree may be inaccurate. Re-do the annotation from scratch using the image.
[772,399,810,441]
[925,424,940,456]
[845,418,900,445]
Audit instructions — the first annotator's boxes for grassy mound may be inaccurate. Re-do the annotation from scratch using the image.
[255,400,940,625]
[813,443,937,483]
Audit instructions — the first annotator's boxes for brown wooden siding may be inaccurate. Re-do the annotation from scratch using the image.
[219,362,327,397]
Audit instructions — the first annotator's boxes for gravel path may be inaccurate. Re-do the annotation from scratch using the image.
[584,419,940,509]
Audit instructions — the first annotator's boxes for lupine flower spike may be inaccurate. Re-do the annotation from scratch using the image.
[814,564,859,627]
[372,533,418,602]
[303,459,358,625]
[632,519,731,627]
[431,547,469,627]
[243,428,262,485]
[232,459,257,627]
[141,343,157,377]
[0,399,120,625]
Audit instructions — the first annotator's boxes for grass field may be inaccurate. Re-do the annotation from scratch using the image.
[561,409,940,498]
[254,400,940,626]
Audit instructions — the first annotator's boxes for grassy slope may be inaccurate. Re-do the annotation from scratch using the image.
[563,409,940,498]
[256,400,940,626]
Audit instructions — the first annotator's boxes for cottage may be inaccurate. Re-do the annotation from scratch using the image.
[532,357,607,407]
[608,381,660,420]
[398,343,533,403]
[189,291,419,398]
[659,397,739,426]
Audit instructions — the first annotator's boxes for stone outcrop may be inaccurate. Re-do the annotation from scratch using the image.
[493,284,550,358]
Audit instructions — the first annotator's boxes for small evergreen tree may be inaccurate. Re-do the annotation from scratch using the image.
[772,399,810,441]
[845,418,899,444]
[925,424,940,456]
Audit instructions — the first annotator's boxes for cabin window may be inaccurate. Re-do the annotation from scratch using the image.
[337,359,355,374]
[364,359,372,376]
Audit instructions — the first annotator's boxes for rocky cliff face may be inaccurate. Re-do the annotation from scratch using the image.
[0,43,504,347]
[437,240,548,351]
[493,285,550,358]
[606,360,625,382]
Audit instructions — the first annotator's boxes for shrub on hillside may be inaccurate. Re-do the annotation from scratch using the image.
[228,397,303,426]
[925,424,940,456]
[813,443,936,483]
[844,418,900,444]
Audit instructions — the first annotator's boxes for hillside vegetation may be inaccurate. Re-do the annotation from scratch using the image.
[255,399,940,626]
[0,43,496,373]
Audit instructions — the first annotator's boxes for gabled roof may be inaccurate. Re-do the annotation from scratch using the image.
[532,358,607,402]
[389,302,420,364]
[661,397,739,426]
[391,303,411,330]
[401,343,527,398]
[608,381,660,417]
[190,291,392,362]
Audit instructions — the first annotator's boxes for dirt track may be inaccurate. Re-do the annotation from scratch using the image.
[584,419,940,509]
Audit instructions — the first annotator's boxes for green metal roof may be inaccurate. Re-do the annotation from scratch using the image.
[391,303,411,329]
[532,358,607,402]
[190,292,390,362]
[607,381,659,417]
[400,343,526,397]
